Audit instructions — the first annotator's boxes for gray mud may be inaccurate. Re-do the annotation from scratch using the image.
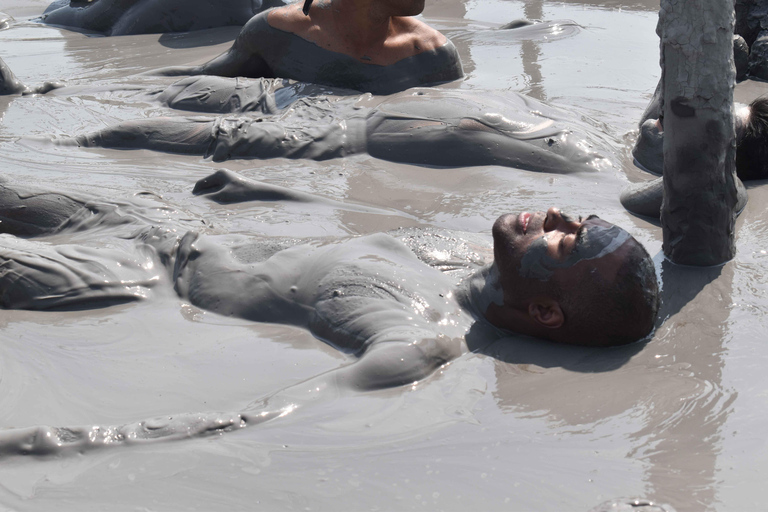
[2,0,768,511]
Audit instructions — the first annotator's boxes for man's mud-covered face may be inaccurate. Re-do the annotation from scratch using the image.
[491,208,632,303]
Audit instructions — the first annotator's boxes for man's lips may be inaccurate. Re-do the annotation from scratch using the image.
[519,212,531,234]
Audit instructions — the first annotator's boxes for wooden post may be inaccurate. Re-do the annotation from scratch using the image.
[658,0,738,265]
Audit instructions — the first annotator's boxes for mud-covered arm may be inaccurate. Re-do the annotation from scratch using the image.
[0,333,461,458]
[154,13,273,78]
[330,335,462,391]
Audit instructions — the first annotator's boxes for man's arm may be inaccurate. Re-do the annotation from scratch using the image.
[0,332,462,457]
[154,13,273,78]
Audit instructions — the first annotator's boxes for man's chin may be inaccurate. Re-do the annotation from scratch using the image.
[492,213,518,241]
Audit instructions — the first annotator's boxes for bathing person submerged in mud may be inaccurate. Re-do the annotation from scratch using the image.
[621,95,768,218]
[0,170,658,347]
[0,170,659,455]
[154,0,463,93]
[1,61,602,173]
[60,75,610,174]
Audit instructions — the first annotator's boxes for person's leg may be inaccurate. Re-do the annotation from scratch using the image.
[67,110,364,162]
[70,116,216,154]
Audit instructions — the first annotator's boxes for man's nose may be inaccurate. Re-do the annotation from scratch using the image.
[545,207,580,232]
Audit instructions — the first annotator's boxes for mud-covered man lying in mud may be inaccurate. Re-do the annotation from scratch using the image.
[0,171,659,455]
[1,60,608,174]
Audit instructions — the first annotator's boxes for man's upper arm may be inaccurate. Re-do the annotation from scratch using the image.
[334,335,463,392]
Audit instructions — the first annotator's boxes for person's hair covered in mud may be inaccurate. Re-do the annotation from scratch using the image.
[735,97,768,181]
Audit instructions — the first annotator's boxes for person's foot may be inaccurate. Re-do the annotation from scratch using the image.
[192,169,260,203]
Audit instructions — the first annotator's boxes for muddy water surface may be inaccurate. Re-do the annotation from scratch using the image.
[1,0,768,511]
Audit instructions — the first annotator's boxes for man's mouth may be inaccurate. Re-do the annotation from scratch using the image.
[519,212,531,234]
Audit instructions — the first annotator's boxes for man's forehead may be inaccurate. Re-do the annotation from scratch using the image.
[576,219,631,261]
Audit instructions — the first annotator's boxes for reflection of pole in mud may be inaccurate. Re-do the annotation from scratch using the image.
[628,260,735,509]
[486,258,735,510]
[658,0,738,265]
[521,0,545,101]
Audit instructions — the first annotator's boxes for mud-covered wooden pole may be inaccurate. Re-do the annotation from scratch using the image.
[658,0,738,265]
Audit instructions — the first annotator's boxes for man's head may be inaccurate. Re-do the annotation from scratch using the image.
[734,97,768,181]
[485,208,659,346]
[633,97,768,181]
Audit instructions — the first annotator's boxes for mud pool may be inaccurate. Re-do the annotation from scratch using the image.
[1,0,768,510]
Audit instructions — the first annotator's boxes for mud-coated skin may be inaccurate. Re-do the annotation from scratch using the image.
[78,77,612,173]
[192,11,464,94]
[41,0,285,36]
[0,169,489,384]
[620,176,748,220]
[0,170,507,455]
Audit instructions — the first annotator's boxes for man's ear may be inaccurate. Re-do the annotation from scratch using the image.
[528,299,564,329]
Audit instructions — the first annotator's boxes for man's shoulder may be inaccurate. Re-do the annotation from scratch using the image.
[266,3,312,33]
[390,17,448,54]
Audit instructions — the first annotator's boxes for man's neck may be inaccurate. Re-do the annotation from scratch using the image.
[456,263,505,324]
